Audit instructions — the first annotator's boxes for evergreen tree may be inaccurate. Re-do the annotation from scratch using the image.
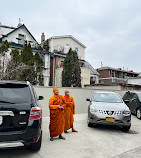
[0,40,9,55]
[72,51,81,87]
[21,42,34,66]
[20,42,36,84]
[62,48,73,87]
[62,48,81,87]
[11,48,21,65]
[34,52,44,85]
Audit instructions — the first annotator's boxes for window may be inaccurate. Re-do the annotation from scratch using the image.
[0,84,32,104]
[111,70,115,77]
[18,34,25,45]
[40,54,45,67]
[65,44,70,54]
[92,93,122,103]
[132,94,138,101]
[75,47,79,54]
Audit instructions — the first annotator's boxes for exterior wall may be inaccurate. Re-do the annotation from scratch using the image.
[55,67,63,87]
[98,70,110,78]
[50,37,85,60]
[55,55,65,69]
[81,68,90,87]
[85,85,122,91]
[127,78,141,85]
[43,54,50,86]
[2,27,38,48]
[34,86,128,117]
[91,74,99,84]
[99,78,127,84]
[55,67,90,88]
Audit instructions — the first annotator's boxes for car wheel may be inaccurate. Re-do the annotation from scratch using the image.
[25,132,42,151]
[87,119,93,127]
[122,125,131,132]
[136,109,141,119]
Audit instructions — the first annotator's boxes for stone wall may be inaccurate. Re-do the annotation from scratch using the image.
[34,86,127,117]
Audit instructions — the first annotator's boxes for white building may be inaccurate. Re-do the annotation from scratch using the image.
[43,35,99,87]
[49,35,86,60]
[127,73,141,86]
[0,23,50,86]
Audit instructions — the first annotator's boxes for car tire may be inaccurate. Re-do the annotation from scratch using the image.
[87,119,93,127]
[122,125,131,132]
[136,109,141,120]
[25,132,42,151]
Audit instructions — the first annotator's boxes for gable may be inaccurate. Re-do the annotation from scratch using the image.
[2,25,38,47]
[51,35,86,48]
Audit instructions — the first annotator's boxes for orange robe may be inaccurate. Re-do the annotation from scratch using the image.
[49,94,66,137]
[64,96,75,131]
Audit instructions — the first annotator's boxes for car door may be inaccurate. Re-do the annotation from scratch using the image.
[132,94,140,114]
[123,92,132,110]
[129,93,138,114]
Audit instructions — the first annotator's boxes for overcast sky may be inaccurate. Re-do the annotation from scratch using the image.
[0,0,141,72]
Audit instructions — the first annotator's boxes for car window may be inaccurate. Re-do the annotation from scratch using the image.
[124,93,135,100]
[0,84,32,104]
[132,94,138,101]
[92,93,122,103]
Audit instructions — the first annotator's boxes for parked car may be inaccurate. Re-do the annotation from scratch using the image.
[86,91,131,131]
[123,91,141,120]
[0,80,43,151]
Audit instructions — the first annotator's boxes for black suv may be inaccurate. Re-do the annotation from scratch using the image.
[0,80,43,151]
[123,91,141,120]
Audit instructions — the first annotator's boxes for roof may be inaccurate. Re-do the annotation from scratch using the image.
[84,61,99,75]
[2,24,38,44]
[0,25,16,29]
[97,66,139,75]
[50,35,86,48]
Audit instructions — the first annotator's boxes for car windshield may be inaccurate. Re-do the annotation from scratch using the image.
[0,83,32,104]
[92,93,122,103]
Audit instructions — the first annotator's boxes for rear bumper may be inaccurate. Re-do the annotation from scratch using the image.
[0,119,42,145]
[89,112,131,126]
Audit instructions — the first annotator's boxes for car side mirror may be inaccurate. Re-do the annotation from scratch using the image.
[124,99,129,103]
[38,96,44,100]
[86,98,91,102]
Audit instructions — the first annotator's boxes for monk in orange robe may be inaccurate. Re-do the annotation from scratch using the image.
[49,87,66,141]
[64,90,78,133]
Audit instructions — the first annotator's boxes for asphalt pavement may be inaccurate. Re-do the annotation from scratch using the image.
[0,113,140,158]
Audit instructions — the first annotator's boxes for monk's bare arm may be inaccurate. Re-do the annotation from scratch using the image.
[49,98,58,110]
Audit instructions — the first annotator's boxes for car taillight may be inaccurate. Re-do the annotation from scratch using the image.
[29,107,42,120]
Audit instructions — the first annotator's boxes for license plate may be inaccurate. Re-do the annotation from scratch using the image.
[106,118,115,123]
[0,116,3,125]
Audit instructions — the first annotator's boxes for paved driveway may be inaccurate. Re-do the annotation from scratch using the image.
[0,114,140,158]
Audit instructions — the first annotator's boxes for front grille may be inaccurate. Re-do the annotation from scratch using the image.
[99,110,122,115]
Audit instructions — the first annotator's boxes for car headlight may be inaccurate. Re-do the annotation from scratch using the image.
[90,105,97,113]
[123,107,131,116]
